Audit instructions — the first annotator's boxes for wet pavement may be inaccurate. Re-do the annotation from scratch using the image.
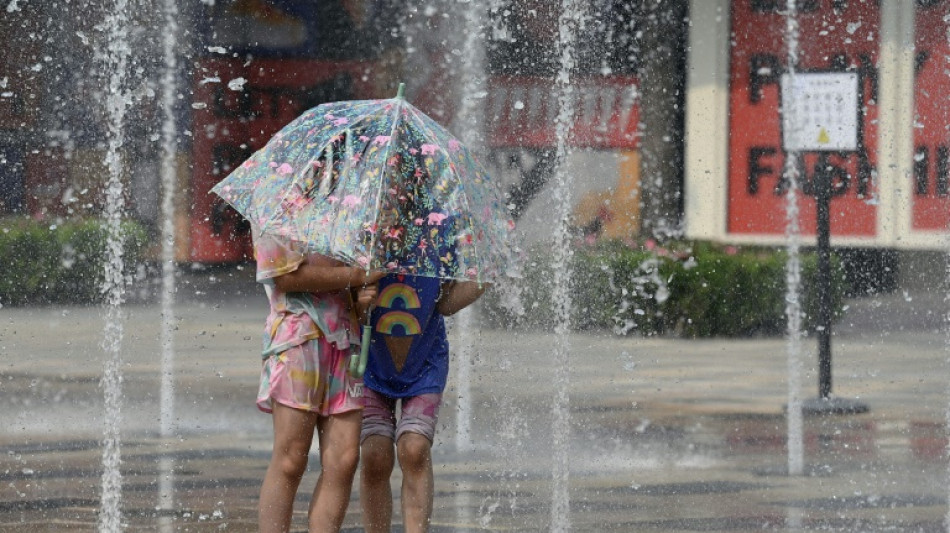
[1,268,949,532]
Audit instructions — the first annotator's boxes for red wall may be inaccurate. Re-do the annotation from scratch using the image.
[728,0,880,237]
[912,0,950,231]
[189,59,376,262]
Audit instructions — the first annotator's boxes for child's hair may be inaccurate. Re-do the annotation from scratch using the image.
[303,131,351,199]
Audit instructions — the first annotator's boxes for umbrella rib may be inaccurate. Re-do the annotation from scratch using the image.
[452,166,484,284]
[364,97,405,274]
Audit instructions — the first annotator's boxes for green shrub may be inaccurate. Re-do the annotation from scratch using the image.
[0,218,148,306]
[481,240,846,338]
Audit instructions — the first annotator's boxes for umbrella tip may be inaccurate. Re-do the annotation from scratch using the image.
[396,82,405,100]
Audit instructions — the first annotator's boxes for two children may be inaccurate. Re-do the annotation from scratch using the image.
[253,229,484,533]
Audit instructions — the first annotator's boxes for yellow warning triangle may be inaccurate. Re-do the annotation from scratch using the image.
[817,127,830,144]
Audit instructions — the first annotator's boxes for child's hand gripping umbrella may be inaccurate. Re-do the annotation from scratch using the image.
[212,83,519,377]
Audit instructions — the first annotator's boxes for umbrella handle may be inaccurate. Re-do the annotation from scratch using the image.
[350,324,372,378]
[348,347,359,377]
[359,324,372,376]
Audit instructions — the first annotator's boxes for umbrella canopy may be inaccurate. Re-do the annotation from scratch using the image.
[212,87,516,283]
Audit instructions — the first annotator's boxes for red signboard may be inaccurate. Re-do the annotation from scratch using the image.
[487,75,640,149]
[190,59,376,262]
[912,1,950,231]
[728,0,880,237]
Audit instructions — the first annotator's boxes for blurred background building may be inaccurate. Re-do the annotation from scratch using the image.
[1,0,947,290]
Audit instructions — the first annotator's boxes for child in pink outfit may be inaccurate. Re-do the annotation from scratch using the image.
[253,230,384,533]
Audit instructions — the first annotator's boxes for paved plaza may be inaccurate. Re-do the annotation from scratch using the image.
[1,267,949,532]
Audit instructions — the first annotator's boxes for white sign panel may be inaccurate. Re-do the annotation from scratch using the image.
[781,72,859,152]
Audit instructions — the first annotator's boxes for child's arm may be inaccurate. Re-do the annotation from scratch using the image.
[273,254,385,294]
[436,281,488,316]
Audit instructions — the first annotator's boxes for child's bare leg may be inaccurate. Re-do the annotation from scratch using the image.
[360,434,396,533]
[308,410,362,533]
[397,433,434,533]
[259,403,318,533]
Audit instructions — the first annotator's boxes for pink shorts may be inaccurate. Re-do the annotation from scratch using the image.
[360,388,442,444]
[257,337,363,417]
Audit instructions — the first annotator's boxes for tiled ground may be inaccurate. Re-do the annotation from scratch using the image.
[2,277,948,532]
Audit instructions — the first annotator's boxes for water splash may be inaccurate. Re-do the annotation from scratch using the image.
[944,9,950,533]
[945,244,950,532]
[783,0,805,478]
[158,0,180,525]
[158,0,179,442]
[451,0,490,455]
[478,393,530,528]
[452,309,475,453]
[157,456,175,533]
[453,0,488,145]
[98,1,132,530]
[550,1,584,530]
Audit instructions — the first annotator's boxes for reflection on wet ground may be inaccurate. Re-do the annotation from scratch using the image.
[2,271,949,531]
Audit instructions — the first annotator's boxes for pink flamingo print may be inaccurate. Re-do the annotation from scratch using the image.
[426,212,448,225]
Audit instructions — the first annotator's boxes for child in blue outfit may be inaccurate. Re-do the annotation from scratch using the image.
[359,273,485,533]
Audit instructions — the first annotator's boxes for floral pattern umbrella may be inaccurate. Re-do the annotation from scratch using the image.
[212,86,516,284]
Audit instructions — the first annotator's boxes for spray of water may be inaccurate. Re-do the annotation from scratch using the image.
[550,1,583,530]
[98,1,132,530]
[945,243,950,532]
[943,9,950,533]
[451,0,489,456]
[945,249,950,533]
[157,0,180,523]
[452,309,475,453]
[453,1,488,142]
[159,0,179,442]
[783,0,805,478]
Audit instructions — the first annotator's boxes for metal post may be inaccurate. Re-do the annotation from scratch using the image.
[815,167,833,399]
[802,162,869,415]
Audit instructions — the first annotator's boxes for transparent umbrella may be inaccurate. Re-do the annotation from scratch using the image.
[212,83,518,375]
